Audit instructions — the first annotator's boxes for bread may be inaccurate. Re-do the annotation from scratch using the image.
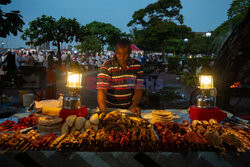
[84,120,91,129]
[74,117,86,130]
[66,115,77,127]
[89,113,99,125]
[61,122,69,134]
[151,110,173,123]
[38,116,62,126]
[38,115,62,133]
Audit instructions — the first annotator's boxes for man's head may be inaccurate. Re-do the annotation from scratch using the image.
[115,39,131,64]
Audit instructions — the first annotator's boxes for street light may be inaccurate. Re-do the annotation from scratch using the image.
[205,32,211,56]
[205,32,211,38]
[184,38,189,42]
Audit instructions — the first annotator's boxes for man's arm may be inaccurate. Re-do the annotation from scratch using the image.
[131,88,143,108]
[130,62,144,115]
[97,89,107,113]
[129,88,143,115]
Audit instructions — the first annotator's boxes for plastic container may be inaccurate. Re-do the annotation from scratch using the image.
[23,93,34,107]
[19,90,28,104]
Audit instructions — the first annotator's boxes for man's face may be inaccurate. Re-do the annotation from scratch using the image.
[115,46,131,63]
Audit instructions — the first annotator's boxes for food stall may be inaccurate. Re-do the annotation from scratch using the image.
[0,108,249,166]
[0,69,249,167]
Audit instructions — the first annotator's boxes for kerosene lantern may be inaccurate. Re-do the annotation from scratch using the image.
[190,71,227,122]
[196,74,215,108]
[63,71,82,109]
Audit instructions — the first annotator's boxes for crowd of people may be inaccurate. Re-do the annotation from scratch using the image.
[0,50,169,74]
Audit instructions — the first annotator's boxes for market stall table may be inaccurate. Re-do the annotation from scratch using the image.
[0,109,249,167]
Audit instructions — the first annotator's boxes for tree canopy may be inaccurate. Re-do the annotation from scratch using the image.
[76,35,102,56]
[127,0,183,28]
[21,15,81,55]
[227,0,249,19]
[0,0,24,38]
[133,21,192,53]
[128,0,191,53]
[211,0,250,53]
[186,33,207,54]
[85,21,126,50]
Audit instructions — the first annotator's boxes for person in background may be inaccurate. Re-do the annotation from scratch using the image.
[0,52,5,63]
[1,51,17,80]
[61,52,66,62]
[145,55,150,65]
[26,52,35,66]
[32,51,38,61]
[20,52,27,66]
[38,53,45,66]
[65,53,71,70]
[140,54,146,66]
[47,53,54,70]
[15,52,23,70]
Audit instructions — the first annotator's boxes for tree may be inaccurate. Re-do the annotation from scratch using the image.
[0,0,24,38]
[22,15,81,56]
[128,0,183,28]
[132,21,192,53]
[76,35,102,56]
[227,0,249,19]
[127,0,192,53]
[210,0,249,53]
[186,33,207,54]
[85,21,125,50]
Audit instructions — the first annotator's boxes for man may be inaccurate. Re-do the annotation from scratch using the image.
[38,53,45,66]
[97,39,144,115]
[15,52,23,70]
[26,52,35,66]
[1,51,17,81]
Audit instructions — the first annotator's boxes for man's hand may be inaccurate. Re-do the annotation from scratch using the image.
[129,105,141,116]
[97,89,107,114]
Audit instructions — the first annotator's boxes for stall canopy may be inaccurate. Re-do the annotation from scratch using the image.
[131,44,144,54]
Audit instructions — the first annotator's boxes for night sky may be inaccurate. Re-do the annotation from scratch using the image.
[0,0,232,48]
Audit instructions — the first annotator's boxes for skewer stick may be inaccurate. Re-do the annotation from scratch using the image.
[16,141,25,150]
[20,142,30,152]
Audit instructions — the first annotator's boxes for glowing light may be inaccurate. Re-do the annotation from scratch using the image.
[205,32,212,37]
[66,72,82,88]
[230,82,241,88]
[199,75,213,89]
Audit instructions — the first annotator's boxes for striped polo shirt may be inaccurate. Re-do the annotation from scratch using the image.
[97,56,144,109]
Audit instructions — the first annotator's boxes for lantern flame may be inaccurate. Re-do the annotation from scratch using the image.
[199,75,213,89]
[66,72,82,88]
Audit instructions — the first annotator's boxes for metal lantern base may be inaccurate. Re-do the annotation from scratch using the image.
[63,95,81,109]
[196,95,215,108]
